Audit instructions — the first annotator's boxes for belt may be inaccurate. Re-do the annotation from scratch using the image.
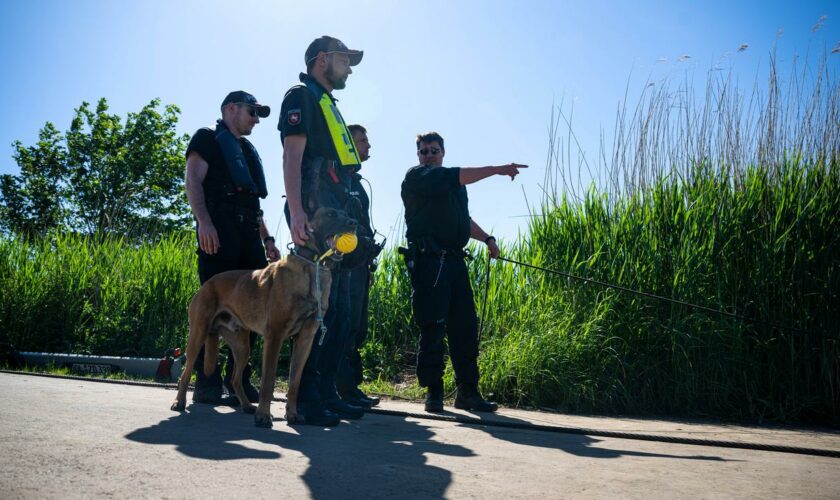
[408,238,467,258]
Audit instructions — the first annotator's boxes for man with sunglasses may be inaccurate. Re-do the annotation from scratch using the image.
[184,91,280,405]
[278,36,366,426]
[401,132,527,413]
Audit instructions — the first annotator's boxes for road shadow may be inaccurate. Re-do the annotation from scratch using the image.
[436,409,731,461]
[126,400,730,499]
[125,402,472,499]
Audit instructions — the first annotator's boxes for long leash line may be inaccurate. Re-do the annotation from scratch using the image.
[314,262,328,346]
[289,251,330,346]
[359,176,388,257]
[477,252,491,344]
[3,369,838,459]
[484,255,839,342]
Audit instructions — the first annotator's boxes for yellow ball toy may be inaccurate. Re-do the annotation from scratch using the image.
[335,233,358,254]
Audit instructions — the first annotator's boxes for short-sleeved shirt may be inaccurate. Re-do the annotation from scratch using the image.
[186,128,260,211]
[401,165,471,249]
[278,73,356,213]
[278,73,342,164]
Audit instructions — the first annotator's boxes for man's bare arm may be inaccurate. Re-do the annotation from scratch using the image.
[470,219,499,259]
[259,218,280,262]
[185,151,220,254]
[282,134,310,245]
[459,163,527,186]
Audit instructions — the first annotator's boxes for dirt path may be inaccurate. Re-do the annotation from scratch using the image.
[1,372,838,499]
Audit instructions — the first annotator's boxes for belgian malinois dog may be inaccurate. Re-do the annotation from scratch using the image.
[171,207,357,427]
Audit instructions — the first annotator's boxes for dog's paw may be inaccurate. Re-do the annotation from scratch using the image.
[254,412,273,428]
[242,403,257,415]
[171,400,186,412]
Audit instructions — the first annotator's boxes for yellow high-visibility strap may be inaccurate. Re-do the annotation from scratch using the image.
[317,93,360,167]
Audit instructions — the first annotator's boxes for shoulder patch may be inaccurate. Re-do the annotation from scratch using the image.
[287,109,301,126]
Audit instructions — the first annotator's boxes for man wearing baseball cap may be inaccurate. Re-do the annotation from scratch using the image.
[185,90,279,405]
[278,36,365,426]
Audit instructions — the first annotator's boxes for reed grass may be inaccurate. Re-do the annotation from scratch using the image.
[471,49,840,423]
[365,51,839,423]
[1,51,836,423]
[0,232,197,356]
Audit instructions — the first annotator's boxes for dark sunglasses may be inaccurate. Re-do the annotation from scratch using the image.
[236,103,259,117]
[418,148,441,155]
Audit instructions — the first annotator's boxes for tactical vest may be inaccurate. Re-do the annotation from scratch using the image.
[302,79,361,168]
[295,78,362,218]
[213,120,267,198]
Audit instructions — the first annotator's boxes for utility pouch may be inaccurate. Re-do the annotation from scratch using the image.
[398,245,416,271]
[413,237,443,256]
[220,206,260,231]
[301,156,325,214]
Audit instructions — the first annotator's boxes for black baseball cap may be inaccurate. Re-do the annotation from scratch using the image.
[305,36,363,66]
[220,91,270,118]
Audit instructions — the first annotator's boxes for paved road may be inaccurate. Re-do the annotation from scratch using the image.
[1,372,838,499]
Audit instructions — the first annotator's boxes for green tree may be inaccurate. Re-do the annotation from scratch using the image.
[0,122,68,236]
[0,98,191,239]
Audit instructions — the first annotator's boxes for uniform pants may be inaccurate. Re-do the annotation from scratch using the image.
[295,269,352,406]
[196,212,267,284]
[336,265,371,392]
[409,253,479,388]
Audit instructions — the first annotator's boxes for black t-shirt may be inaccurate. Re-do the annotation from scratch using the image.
[185,128,260,211]
[401,165,471,249]
[278,73,356,213]
[278,73,341,164]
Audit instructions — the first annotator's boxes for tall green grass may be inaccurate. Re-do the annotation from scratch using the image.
[474,158,839,422]
[474,51,839,422]
[0,232,197,355]
[365,52,839,423]
[1,52,836,423]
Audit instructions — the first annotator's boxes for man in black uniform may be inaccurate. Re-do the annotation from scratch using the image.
[335,124,381,408]
[279,36,366,426]
[184,90,280,404]
[401,131,526,412]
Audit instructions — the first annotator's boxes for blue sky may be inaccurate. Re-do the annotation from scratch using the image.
[1,0,837,246]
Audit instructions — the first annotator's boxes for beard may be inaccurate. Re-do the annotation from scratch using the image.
[325,64,348,90]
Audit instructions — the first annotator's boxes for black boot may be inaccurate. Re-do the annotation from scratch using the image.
[321,382,365,419]
[325,398,366,419]
[454,384,498,412]
[192,365,225,404]
[224,361,260,404]
[290,401,341,427]
[338,386,380,408]
[338,390,372,409]
[424,381,444,413]
[351,387,380,407]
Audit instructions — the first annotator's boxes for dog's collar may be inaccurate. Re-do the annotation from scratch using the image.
[291,245,339,268]
[292,245,320,263]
